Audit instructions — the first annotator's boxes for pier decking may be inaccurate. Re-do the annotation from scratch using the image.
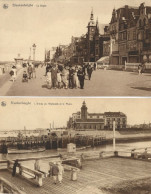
[1,157,151,194]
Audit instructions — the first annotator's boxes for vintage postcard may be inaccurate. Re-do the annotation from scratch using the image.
[0,0,151,96]
[0,97,151,193]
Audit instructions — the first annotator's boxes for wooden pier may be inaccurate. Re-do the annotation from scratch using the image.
[0,135,106,153]
[1,153,151,194]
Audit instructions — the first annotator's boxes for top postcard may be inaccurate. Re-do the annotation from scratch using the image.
[0,0,151,96]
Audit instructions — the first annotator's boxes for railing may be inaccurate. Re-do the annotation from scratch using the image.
[7,160,43,187]
[108,65,124,70]
[125,62,141,71]
[144,63,151,70]
[0,177,26,194]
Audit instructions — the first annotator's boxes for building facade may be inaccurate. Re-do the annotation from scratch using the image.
[67,101,127,130]
[109,3,151,65]
[53,10,110,64]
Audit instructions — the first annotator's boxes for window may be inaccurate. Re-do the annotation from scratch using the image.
[95,49,99,55]
[123,32,127,40]
[127,32,130,40]
[139,20,142,27]
[133,31,136,40]
[143,18,146,26]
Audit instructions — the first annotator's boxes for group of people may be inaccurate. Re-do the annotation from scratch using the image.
[22,63,36,82]
[35,160,64,184]
[138,63,145,75]
[45,62,94,90]
[50,161,64,184]
[12,159,64,184]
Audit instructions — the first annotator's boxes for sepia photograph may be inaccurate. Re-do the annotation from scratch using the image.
[0,97,151,193]
[0,0,151,96]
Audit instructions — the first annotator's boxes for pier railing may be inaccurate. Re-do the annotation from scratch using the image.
[0,177,26,194]
[7,160,43,187]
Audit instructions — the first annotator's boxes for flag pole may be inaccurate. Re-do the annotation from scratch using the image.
[113,119,116,151]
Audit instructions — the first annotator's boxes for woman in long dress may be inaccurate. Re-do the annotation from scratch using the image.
[61,67,69,89]
[75,66,79,88]
[57,162,64,184]
[10,66,17,82]
[46,69,52,89]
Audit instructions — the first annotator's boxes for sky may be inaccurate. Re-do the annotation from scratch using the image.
[0,97,151,130]
[0,0,151,61]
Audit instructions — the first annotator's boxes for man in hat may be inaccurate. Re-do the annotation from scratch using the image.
[77,66,85,89]
[68,65,74,89]
[51,162,59,184]
[51,64,58,89]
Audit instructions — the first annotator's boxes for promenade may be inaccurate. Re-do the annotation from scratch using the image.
[0,67,151,96]
[1,158,151,194]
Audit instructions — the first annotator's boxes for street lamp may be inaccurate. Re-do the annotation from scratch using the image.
[32,43,36,61]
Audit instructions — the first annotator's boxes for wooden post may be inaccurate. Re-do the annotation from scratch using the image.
[19,166,22,176]
[0,182,4,193]
[37,175,42,187]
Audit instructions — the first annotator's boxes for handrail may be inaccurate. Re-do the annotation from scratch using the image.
[0,177,26,194]
[7,160,43,186]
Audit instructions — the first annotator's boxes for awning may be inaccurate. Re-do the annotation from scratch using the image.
[96,56,109,64]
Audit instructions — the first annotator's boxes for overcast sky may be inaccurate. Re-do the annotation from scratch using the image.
[0,0,151,61]
[0,98,151,130]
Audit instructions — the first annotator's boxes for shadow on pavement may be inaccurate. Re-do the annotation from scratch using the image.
[131,87,151,91]
[130,72,139,75]
[42,84,48,89]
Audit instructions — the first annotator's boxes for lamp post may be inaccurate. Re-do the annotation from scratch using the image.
[113,119,116,151]
[32,43,36,61]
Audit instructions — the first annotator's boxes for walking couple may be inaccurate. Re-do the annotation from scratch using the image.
[51,162,64,184]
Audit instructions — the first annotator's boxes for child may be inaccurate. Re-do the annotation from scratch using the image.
[22,71,28,82]
[46,69,52,89]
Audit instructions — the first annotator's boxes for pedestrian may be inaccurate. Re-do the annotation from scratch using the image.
[32,63,36,78]
[77,66,85,89]
[69,66,74,89]
[57,162,64,184]
[51,64,58,89]
[74,66,79,89]
[51,162,59,184]
[34,159,40,171]
[94,62,96,70]
[72,66,77,89]
[138,64,142,75]
[45,63,51,76]
[12,159,19,177]
[61,66,69,89]
[10,65,17,82]
[57,69,62,89]
[87,64,93,80]
[27,64,33,79]
[46,69,52,89]
[141,62,145,74]
[22,71,28,82]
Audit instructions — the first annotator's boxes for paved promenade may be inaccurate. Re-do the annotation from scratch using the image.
[1,67,151,96]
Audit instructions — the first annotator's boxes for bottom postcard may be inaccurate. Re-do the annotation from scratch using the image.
[0,97,151,194]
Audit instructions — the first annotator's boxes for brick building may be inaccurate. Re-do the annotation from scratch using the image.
[53,10,110,64]
[67,101,127,130]
[109,2,151,65]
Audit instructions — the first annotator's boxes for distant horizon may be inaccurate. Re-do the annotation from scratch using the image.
[0,98,151,131]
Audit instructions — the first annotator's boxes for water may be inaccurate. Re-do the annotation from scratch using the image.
[1,141,151,174]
